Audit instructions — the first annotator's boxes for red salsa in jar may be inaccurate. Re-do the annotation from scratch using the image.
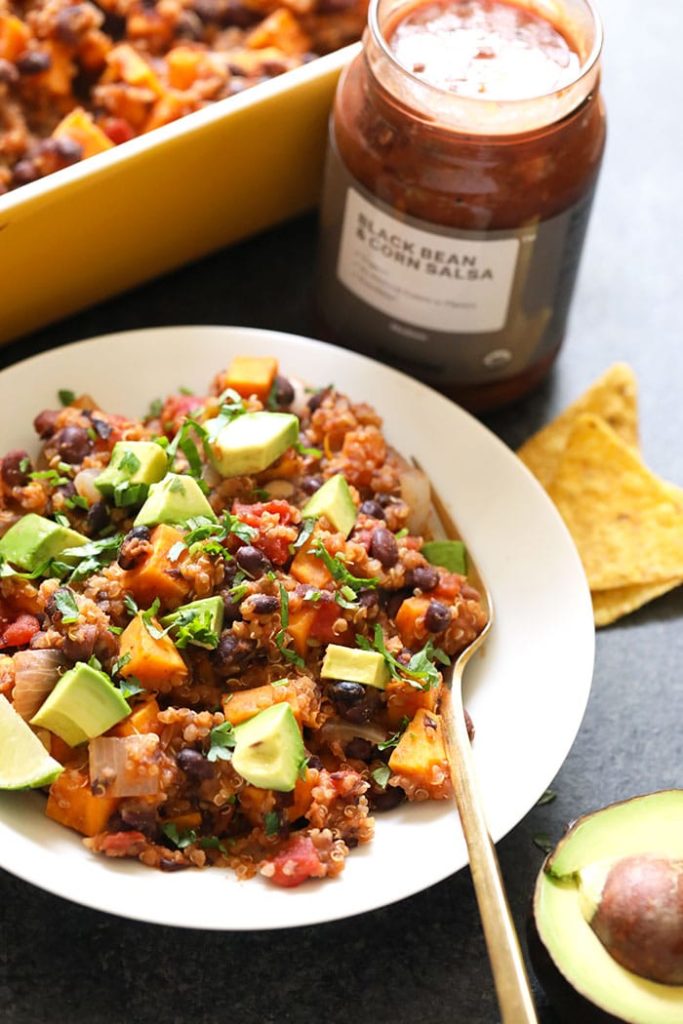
[317,0,606,410]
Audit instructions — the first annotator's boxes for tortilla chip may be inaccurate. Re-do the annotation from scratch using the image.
[547,414,683,589]
[593,580,682,627]
[517,364,638,488]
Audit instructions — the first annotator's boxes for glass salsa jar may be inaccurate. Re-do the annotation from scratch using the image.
[316,0,606,410]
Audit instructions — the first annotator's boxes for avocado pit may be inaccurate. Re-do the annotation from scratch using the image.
[578,855,683,985]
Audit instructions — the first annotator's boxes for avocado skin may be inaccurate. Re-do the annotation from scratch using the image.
[527,913,623,1024]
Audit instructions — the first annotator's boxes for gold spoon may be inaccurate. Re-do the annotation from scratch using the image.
[416,462,539,1024]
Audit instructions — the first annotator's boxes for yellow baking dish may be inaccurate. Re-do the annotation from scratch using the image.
[0,44,358,346]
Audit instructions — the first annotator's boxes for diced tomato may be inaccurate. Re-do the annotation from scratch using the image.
[160,393,206,435]
[266,835,325,888]
[98,831,147,857]
[433,571,464,602]
[233,500,297,566]
[309,599,342,643]
[102,117,135,145]
[0,614,40,649]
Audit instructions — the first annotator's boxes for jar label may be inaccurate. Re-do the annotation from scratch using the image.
[317,135,596,386]
[337,187,521,334]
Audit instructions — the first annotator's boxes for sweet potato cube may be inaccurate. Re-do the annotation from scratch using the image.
[52,107,114,159]
[119,615,188,693]
[0,15,30,61]
[167,46,204,90]
[110,697,161,737]
[46,767,118,837]
[246,9,312,55]
[385,678,440,728]
[121,523,190,607]
[388,709,451,799]
[222,676,319,728]
[290,540,332,589]
[224,355,278,403]
[395,596,431,649]
[107,43,163,95]
[286,606,316,657]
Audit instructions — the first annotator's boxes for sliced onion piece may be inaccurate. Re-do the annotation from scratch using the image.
[399,466,431,536]
[74,467,102,505]
[319,719,387,749]
[289,375,311,420]
[89,734,161,797]
[12,649,66,721]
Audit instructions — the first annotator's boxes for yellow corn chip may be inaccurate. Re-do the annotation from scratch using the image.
[547,414,683,589]
[593,580,682,627]
[517,363,638,488]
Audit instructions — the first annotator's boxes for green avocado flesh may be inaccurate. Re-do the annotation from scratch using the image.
[534,791,683,1024]
[207,411,299,477]
[134,473,216,527]
[0,695,63,789]
[301,474,356,537]
[0,514,87,572]
[160,596,224,649]
[232,703,305,792]
[95,441,167,506]
[31,662,130,747]
[320,644,390,690]
[421,539,467,575]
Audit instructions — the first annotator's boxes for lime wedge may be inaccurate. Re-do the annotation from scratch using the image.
[0,694,64,789]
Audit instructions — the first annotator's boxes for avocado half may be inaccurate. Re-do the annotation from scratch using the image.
[530,791,683,1024]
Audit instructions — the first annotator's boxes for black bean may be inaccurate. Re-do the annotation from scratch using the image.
[213,633,257,675]
[425,600,452,633]
[306,755,323,771]
[12,160,39,187]
[120,803,158,834]
[326,680,365,704]
[235,545,270,577]
[343,701,373,724]
[300,475,323,495]
[16,51,52,75]
[345,737,373,761]
[54,425,92,464]
[370,786,405,812]
[33,410,59,439]
[408,565,439,592]
[273,375,295,407]
[129,526,151,541]
[176,747,214,780]
[85,500,110,537]
[359,500,385,520]
[307,388,329,413]
[221,590,243,623]
[1,450,31,487]
[378,493,398,507]
[384,588,410,621]
[90,417,112,440]
[249,594,279,616]
[358,590,379,613]
[369,527,399,569]
[63,625,98,663]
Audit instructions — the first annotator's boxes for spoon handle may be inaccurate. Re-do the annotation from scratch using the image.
[441,681,539,1024]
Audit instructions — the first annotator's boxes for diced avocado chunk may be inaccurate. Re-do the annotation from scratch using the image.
[134,473,216,527]
[0,694,63,790]
[0,514,87,573]
[206,411,299,478]
[321,644,390,690]
[421,540,467,575]
[95,441,167,507]
[160,596,224,649]
[31,661,130,747]
[232,703,305,792]
[301,474,357,537]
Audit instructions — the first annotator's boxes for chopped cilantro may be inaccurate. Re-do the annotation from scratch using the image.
[124,594,139,617]
[167,418,209,480]
[290,517,315,554]
[335,585,358,611]
[112,652,132,676]
[140,598,167,639]
[263,811,280,836]
[19,457,30,474]
[536,789,557,807]
[118,676,144,700]
[533,832,554,854]
[54,513,70,528]
[59,534,123,582]
[357,625,449,691]
[312,538,378,592]
[395,528,409,539]
[147,398,163,419]
[184,513,256,555]
[108,625,123,636]
[298,756,309,780]
[293,441,323,459]
[112,480,148,508]
[377,717,409,751]
[118,450,141,475]
[58,389,76,407]
[199,836,229,853]
[161,823,197,849]
[87,655,103,672]
[205,389,247,441]
[29,469,68,487]
[178,386,194,396]
[371,764,391,788]
[277,582,290,629]
[64,494,88,511]
[167,541,187,563]
[207,721,237,762]
[275,583,305,669]
[53,587,79,624]
[172,606,219,650]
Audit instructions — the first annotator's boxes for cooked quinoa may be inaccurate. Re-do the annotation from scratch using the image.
[0,356,487,886]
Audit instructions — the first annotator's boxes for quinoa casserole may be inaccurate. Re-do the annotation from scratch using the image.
[0,0,367,194]
[0,354,487,887]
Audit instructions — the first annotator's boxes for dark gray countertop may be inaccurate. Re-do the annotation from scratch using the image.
[1,1,681,1021]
